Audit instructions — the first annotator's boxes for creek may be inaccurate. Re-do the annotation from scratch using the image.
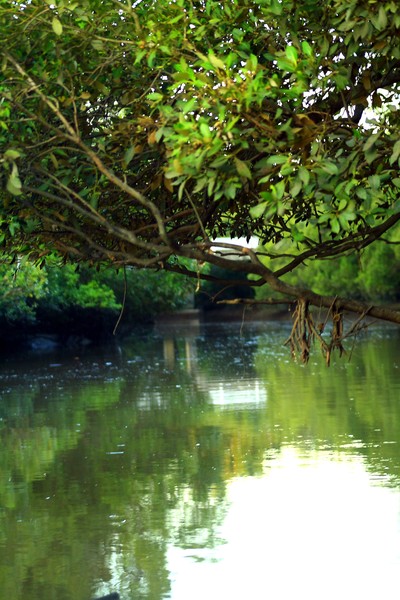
[0,320,399,600]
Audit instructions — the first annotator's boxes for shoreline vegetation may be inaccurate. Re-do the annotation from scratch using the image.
[1,250,399,352]
[1,305,286,353]
[3,302,398,355]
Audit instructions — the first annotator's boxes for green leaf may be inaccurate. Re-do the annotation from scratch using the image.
[266,155,288,166]
[369,175,380,189]
[363,132,380,152]
[154,127,165,142]
[52,17,63,36]
[376,6,388,30]
[147,50,157,67]
[290,179,302,197]
[180,98,197,115]
[178,180,186,200]
[365,147,379,165]
[298,166,310,186]
[355,187,368,200]
[338,19,356,32]
[147,92,164,102]
[285,45,298,65]
[320,161,339,175]
[6,179,22,196]
[276,58,297,72]
[8,220,20,236]
[280,163,295,176]
[168,13,184,24]
[89,195,99,210]
[389,139,400,166]
[123,146,135,167]
[4,149,21,160]
[301,41,313,57]
[199,122,211,139]
[207,177,216,196]
[193,176,207,193]
[91,39,104,51]
[338,214,350,230]
[208,53,225,71]
[234,157,252,179]
[330,217,340,234]
[270,0,283,15]
[7,165,23,196]
[333,73,348,91]
[134,49,146,65]
[224,182,238,199]
[250,201,268,218]
[273,180,285,200]
[246,54,258,72]
[291,226,305,242]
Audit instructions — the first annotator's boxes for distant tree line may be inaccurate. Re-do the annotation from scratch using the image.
[256,228,400,305]
[0,259,194,342]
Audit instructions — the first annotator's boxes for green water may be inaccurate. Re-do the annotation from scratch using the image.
[0,321,399,600]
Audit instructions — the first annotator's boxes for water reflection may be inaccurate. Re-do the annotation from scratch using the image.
[168,446,400,600]
[0,322,399,599]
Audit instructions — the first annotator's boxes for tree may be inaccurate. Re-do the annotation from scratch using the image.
[0,259,194,338]
[0,257,47,324]
[1,0,400,361]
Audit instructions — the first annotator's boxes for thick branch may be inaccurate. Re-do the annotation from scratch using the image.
[245,248,400,325]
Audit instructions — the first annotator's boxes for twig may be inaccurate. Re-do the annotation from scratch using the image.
[343,305,373,338]
[113,266,127,335]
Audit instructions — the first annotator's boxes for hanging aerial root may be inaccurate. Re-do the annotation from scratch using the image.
[284,298,315,364]
[284,298,340,365]
[285,299,374,365]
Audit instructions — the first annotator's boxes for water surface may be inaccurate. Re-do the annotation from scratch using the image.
[0,321,399,599]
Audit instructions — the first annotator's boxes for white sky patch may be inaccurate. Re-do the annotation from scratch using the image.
[167,446,400,600]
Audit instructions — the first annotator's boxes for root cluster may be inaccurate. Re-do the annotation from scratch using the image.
[285,298,372,366]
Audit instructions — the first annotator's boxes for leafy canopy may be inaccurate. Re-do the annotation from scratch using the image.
[1,0,400,339]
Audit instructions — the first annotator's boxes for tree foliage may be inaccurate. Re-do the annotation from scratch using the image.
[257,226,400,301]
[0,259,193,337]
[0,258,47,323]
[1,0,400,356]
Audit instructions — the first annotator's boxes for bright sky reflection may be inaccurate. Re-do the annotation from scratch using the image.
[167,446,400,600]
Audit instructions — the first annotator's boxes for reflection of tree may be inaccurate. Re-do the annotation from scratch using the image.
[254,327,400,484]
[0,376,123,506]
[0,336,247,599]
[1,326,399,599]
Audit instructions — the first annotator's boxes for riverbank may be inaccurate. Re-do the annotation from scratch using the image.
[3,301,398,354]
